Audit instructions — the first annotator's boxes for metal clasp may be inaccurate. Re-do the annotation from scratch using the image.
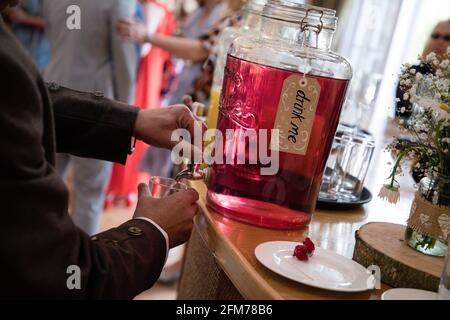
[300,9,324,34]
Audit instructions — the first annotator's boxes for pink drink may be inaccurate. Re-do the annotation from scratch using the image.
[206,55,350,229]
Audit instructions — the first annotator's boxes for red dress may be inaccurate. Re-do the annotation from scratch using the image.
[106,2,176,207]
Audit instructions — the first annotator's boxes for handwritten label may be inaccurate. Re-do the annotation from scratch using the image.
[270,75,321,156]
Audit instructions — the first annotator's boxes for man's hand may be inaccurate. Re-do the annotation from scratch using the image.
[134,105,206,158]
[133,183,199,248]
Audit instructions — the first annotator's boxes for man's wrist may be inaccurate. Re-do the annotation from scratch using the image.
[134,217,169,263]
[133,109,143,140]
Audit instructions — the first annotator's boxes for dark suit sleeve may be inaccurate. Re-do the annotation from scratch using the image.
[0,40,166,299]
[50,85,139,164]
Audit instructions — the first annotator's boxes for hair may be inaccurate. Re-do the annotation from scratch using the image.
[433,19,450,30]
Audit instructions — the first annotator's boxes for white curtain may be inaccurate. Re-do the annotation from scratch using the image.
[332,0,403,130]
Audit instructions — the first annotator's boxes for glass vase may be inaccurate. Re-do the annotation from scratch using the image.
[405,175,450,257]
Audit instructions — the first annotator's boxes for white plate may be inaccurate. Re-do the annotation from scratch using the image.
[381,288,438,300]
[255,241,375,292]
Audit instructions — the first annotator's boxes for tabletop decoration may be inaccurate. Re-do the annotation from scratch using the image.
[256,241,375,292]
[353,222,444,291]
[293,237,315,261]
[379,47,450,256]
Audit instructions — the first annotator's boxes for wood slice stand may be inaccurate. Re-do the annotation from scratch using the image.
[353,222,445,291]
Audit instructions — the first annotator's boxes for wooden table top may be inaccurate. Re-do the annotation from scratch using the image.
[189,117,419,300]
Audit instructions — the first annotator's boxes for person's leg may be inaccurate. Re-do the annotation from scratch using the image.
[71,157,112,235]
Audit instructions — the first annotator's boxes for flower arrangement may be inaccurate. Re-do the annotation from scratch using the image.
[379,47,450,204]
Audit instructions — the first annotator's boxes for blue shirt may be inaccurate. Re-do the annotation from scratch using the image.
[11,0,50,70]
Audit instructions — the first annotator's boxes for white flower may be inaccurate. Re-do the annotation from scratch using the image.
[400,107,406,113]
[426,52,437,63]
[403,93,410,100]
[378,185,400,204]
[436,79,448,91]
[436,69,444,77]
[440,59,449,69]
[420,133,429,141]
[410,69,417,75]
[416,72,423,80]
[418,97,440,110]
[437,104,450,120]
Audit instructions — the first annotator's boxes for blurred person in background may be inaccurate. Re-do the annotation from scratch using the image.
[117,0,229,107]
[43,0,138,235]
[395,18,450,182]
[396,19,450,120]
[423,19,450,58]
[107,0,176,209]
[116,0,243,283]
[117,0,237,180]
[2,0,49,70]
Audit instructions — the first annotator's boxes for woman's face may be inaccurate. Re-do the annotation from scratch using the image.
[423,21,450,58]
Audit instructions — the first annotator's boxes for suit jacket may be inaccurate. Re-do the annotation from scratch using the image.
[43,0,137,103]
[0,16,166,299]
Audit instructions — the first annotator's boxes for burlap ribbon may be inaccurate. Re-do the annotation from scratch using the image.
[407,192,450,244]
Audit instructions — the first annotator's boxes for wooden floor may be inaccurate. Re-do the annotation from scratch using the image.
[98,205,179,300]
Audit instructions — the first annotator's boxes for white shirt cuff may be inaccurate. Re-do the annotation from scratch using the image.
[134,217,169,264]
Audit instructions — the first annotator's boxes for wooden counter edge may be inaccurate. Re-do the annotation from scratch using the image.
[190,180,284,300]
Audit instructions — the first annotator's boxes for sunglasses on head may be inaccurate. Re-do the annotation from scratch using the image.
[431,33,450,41]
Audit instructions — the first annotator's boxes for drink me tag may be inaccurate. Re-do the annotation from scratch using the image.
[270,75,321,156]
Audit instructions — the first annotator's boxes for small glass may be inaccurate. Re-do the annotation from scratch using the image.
[319,135,350,201]
[319,125,375,202]
[149,176,188,198]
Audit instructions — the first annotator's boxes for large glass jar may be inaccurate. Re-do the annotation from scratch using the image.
[206,0,266,129]
[405,175,449,257]
[206,1,352,229]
